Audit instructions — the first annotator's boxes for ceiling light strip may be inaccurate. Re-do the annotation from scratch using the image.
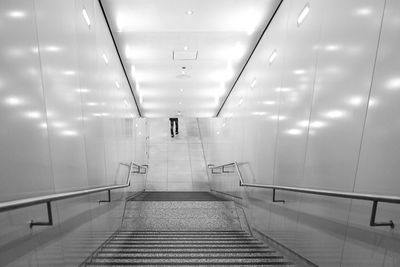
[216,0,284,117]
[98,0,142,117]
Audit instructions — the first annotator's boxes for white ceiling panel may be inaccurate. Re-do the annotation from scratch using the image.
[101,0,281,117]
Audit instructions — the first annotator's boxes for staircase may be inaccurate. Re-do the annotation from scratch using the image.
[82,192,295,266]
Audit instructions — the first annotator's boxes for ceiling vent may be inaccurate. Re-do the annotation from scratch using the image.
[173,51,198,61]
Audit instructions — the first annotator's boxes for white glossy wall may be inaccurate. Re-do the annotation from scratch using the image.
[200,0,400,265]
[0,0,147,265]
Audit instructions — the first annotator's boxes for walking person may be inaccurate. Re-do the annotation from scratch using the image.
[169,118,179,138]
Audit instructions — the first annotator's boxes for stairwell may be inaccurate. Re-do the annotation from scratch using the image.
[82,192,295,266]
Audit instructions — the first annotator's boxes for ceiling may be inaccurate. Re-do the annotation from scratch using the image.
[101,0,281,117]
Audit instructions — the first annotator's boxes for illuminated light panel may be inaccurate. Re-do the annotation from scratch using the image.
[216,131,220,135]
[252,111,267,116]
[298,120,310,127]
[293,69,305,75]
[310,121,325,128]
[356,8,372,16]
[87,102,98,106]
[325,110,345,118]
[102,53,109,64]
[63,70,75,76]
[53,121,66,128]
[183,46,188,51]
[348,96,363,106]
[325,44,340,51]
[8,11,26,18]
[263,100,275,105]
[5,97,22,106]
[269,50,277,64]
[185,10,194,15]
[26,111,41,119]
[287,129,302,135]
[75,88,90,93]
[115,81,120,88]
[275,87,291,92]
[270,115,287,121]
[82,8,91,26]
[46,46,61,52]
[387,78,400,90]
[297,3,310,26]
[61,130,78,136]
[250,78,257,88]
[39,122,48,129]
[222,123,226,127]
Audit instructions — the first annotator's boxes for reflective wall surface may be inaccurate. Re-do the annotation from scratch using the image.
[0,0,146,265]
[200,0,400,265]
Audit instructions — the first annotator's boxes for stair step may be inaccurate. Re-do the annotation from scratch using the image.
[89,257,292,265]
[99,248,275,253]
[111,238,257,242]
[113,234,252,238]
[95,253,281,258]
[102,244,269,249]
[106,242,264,246]
[116,230,247,234]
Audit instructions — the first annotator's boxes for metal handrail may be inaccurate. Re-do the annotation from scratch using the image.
[0,162,148,228]
[208,162,399,228]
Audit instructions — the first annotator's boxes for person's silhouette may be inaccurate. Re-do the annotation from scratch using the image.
[169,118,179,138]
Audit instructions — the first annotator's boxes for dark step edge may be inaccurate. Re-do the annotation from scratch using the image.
[86,261,293,266]
[93,255,284,260]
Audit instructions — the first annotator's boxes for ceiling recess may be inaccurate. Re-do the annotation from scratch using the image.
[173,51,198,61]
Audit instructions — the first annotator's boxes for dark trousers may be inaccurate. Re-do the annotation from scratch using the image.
[169,118,178,136]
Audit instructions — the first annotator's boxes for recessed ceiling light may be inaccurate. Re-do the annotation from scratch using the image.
[269,50,277,64]
[183,46,188,51]
[297,3,310,26]
[179,101,182,105]
[102,53,109,64]
[115,81,120,88]
[251,78,257,88]
[185,10,194,15]
[180,88,184,92]
[82,8,91,26]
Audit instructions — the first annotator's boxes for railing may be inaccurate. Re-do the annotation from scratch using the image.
[208,162,400,228]
[0,162,148,228]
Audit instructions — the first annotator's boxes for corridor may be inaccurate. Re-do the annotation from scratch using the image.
[1,0,400,266]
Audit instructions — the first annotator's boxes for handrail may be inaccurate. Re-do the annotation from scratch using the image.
[0,162,148,228]
[208,162,398,228]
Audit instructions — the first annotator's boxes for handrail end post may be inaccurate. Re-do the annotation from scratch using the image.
[370,201,394,229]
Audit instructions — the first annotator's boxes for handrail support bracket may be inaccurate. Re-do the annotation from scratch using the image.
[273,189,285,203]
[370,201,394,228]
[99,190,111,203]
[30,201,53,228]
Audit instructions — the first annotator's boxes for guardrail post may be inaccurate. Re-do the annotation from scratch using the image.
[272,189,285,203]
[369,201,394,228]
[30,202,53,228]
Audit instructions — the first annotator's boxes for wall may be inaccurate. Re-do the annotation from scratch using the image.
[0,0,147,265]
[200,0,400,266]
[146,118,209,191]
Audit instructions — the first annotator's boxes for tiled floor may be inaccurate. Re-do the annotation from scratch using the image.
[146,118,210,191]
